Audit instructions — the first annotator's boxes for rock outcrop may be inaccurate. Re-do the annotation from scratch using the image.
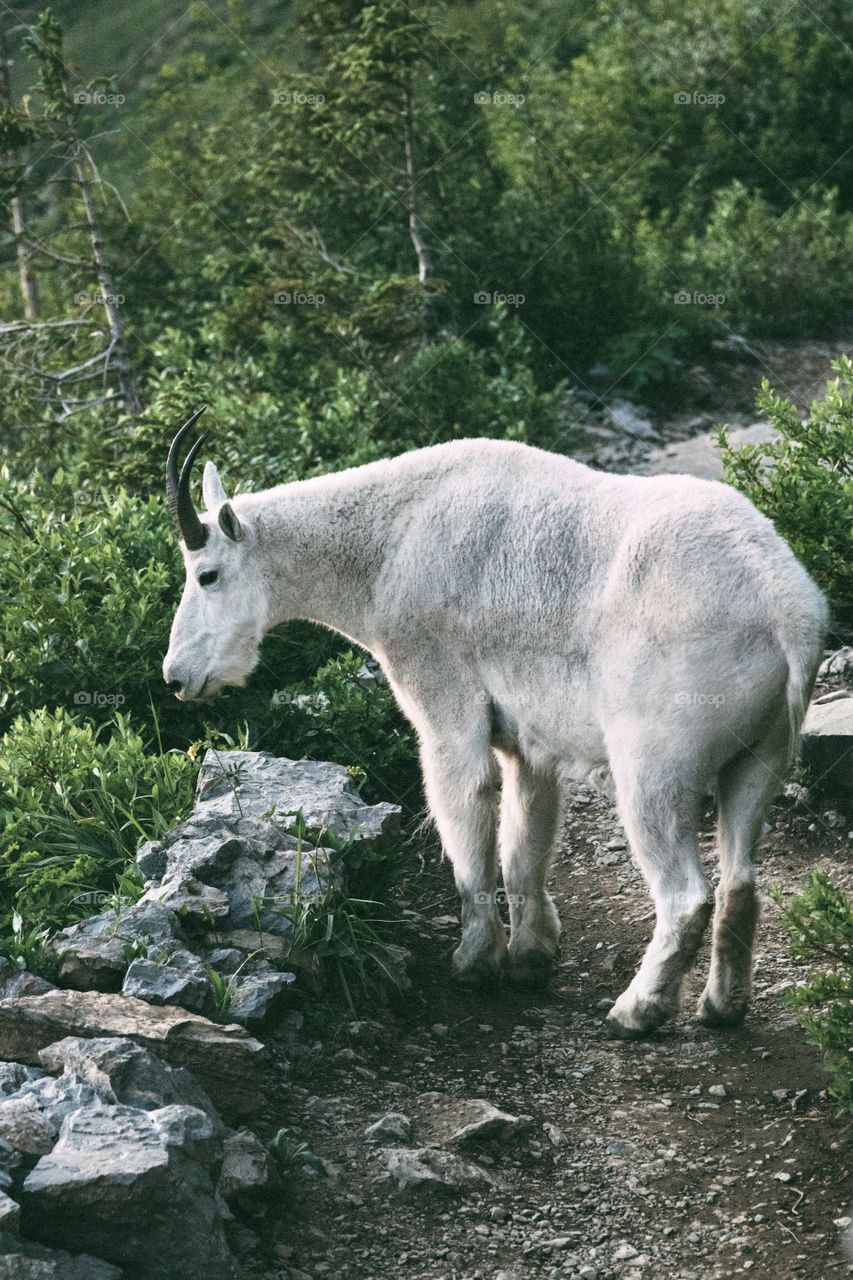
[0,748,404,1276]
[0,992,265,1120]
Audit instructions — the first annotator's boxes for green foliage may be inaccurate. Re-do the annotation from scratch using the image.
[778,872,853,1114]
[0,707,196,933]
[719,359,853,628]
[639,183,853,338]
[0,469,177,735]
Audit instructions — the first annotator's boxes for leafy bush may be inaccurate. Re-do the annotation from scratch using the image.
[642,183,853,338]
[0,468,179,739]
[779,872,853,1114]
[719,358,853,629]
[0,708,197,934]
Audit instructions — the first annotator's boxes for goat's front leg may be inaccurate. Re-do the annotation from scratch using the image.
[420,734,506,987]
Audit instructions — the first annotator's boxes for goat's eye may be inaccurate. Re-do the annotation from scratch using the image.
[198,570,219,587]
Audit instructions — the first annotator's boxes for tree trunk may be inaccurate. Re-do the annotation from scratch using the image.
[0,22,39,320]
[71,141,141,414]
[403,84,433,286]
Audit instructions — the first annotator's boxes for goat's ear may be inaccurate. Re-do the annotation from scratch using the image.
[202,461,228,512]
[218,501,245,543]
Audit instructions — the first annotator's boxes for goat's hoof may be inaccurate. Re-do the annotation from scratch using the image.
[451,949,505,991]
[507,949,555,989]
[604,998,668,1040]
[696,993,748,1028]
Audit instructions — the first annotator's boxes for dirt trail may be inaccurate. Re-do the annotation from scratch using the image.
[255,784,852,1280]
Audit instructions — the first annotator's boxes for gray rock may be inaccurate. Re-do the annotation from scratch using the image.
[47,903,182,993]
[194,749,400,844]
[0,1074,100,1157]
[0,1230,122,1278]
[217,1129,277,1206]
[227,969,296,1026]
[141,875,231,921]
[710,334,760,363]
[0,991,265,1121]
[638,420,777,480]
[355,659,388,688]
[818,647,853,678]
[801,695,853,792]
[607,400,660,441]
[201,929,290,963]
[22,1104,235,1279]
[0,1068,44,1101]
[0,1195,18,1235]
[382,1146,499,1194]
[122,950,212,1013]
[365,1113,412,1143]
[138,814,336,934]
[205,948,244,975]
[427,1099,533,1146]
[0,964,54,1002]
[37,1038,220,1126]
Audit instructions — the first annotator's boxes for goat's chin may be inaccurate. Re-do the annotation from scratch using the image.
[206,649,260,697]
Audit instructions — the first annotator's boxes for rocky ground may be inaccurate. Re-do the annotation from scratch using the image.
[249,776,852,1280]
[575,335,853,476]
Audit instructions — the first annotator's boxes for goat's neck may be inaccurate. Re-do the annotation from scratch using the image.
[250,472,392,648]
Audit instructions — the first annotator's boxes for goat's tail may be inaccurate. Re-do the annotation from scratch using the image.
[778,588,829,764]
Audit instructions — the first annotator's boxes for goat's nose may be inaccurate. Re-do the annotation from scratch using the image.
[166,678,183,695]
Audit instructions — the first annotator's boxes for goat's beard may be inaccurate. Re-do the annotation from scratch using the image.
[203,637,262,697]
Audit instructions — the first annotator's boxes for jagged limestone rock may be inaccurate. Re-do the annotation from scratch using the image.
[0,992,265,1121]
[22,1105,235,1280]
[47,904,183,994]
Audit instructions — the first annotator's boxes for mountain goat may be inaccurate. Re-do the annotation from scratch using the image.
[163,408,828,1038]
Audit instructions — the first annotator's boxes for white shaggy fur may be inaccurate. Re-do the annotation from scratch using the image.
[164,438,828,1036]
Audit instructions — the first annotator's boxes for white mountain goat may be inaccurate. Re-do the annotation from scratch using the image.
[163,408,828,1038]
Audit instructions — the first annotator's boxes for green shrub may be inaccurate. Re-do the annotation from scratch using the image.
[719,358,853,629]
[779,872,853,1114]
[645,183,853,338]
[0,707,197,934]
[0,468,180,739]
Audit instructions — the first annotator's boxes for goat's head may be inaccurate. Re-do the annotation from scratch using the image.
[162,408,267,700]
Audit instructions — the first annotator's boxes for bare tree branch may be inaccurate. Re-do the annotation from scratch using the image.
[403,83,433,286]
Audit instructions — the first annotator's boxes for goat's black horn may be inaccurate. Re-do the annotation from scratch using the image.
[166,406,209,551]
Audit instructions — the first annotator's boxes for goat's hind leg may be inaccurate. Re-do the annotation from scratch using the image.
[420,733,507,987]
[698,712,789,1027]
[498,752,562,987]
[605,747,712,1039]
